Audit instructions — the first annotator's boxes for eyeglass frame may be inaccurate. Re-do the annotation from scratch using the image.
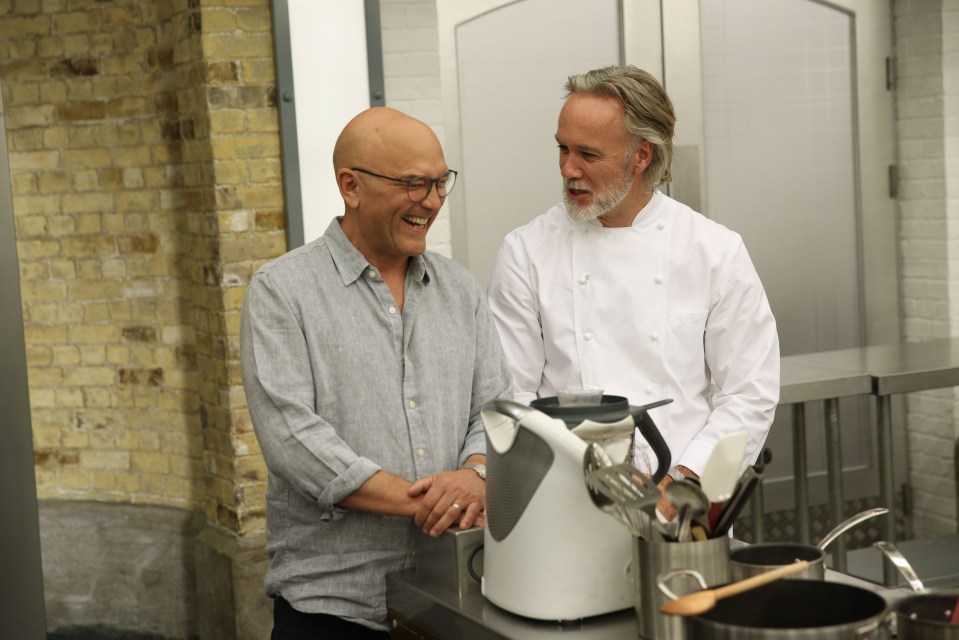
[350,167,458,203]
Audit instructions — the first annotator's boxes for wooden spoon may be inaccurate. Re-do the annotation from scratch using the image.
[660,560,810,616]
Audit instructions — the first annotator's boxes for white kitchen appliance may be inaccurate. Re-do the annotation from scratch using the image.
[480,399,670,621]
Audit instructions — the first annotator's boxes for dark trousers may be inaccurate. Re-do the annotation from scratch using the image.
[272,596,391,640]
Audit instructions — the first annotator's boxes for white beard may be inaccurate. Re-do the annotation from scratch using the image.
[563,172,635,223]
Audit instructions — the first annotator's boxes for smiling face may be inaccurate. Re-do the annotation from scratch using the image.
[336,108,450,271]
[556,92,653,227]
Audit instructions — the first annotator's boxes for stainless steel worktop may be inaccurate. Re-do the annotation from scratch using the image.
[782,337,959,396]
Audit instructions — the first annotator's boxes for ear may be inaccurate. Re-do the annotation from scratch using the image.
[337,168,361,209]
[632,139,654,176]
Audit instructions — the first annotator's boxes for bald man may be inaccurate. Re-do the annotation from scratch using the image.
[241,108,511,638]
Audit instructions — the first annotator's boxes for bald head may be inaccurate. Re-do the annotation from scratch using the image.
[333,107,444,177]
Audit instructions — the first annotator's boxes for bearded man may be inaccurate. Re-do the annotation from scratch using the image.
[486,65,780,517]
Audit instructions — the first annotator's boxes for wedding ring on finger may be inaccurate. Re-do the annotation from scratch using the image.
[451,503,462,511]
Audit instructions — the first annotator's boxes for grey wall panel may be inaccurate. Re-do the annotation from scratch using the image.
[0,79,47,639]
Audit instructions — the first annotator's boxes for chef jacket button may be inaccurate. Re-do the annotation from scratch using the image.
[650,332,660,341]
[584,332,593,341]
[409,400,416,409]
[579,275,589,284]
[654,275,663,284]
[645,386,654,394]
[657,223,665,230]
[417,448,425,457]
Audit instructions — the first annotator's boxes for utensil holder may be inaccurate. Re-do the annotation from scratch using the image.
[634,535,731,640]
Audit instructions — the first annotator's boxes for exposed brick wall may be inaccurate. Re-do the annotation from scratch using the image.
[894,0,959,536]
[1,0,279,538]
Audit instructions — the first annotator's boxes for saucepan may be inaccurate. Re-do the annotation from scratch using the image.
[873,541,959,639]
[730,507,889,581]
[660,571,892,639]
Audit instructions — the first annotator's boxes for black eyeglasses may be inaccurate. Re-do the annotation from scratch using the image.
[351,167,458,203]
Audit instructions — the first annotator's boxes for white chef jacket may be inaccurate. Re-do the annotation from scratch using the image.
[487,191,780,474]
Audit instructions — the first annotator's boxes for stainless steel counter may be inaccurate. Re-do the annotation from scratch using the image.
[779,337,959,579]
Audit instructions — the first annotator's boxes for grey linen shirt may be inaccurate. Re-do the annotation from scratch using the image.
[240,218,511,630]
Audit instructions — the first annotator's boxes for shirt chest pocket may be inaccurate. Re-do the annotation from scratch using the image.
[667,306,709,333]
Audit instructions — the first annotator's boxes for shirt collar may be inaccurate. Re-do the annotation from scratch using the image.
[323,217,430,286]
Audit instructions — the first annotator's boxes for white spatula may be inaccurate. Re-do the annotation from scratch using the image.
[699,431,748,503]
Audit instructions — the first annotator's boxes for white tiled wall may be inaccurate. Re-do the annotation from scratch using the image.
[895,0,959,536]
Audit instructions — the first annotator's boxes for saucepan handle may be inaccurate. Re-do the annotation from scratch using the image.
[656,568,709,601]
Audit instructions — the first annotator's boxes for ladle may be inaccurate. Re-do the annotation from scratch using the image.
[660,560,810,617]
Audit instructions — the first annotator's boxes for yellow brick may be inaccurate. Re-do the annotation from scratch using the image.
[242,58,275,85]
[249,159,281,183]
[65,366,114,386]
[29,388,57,409]
[106,345,129,364]
[27,303,60,324]
[61,428,90,449]
[24,324,69,344]
[54,387,84,407]
[69,323,121,344]
[58,470,92,491]
[80,450,130,471]
[47,214,76,236]
[70,280,123,300]
[34,469,57,493]
[11,150,60,171]
[83,302,110,322]
[235,8,271,33]
[92,470,117,492]
[16,214,48,237]
[11,173,38,194]
[26,345,52,367]
[132,451,170,474]
[6,104,57,127]
[18,262,48,282]
[62,192,114,214]
[246,107,278,133]
[202,32,272,58]
[63,147,112,170]
[62,235,115,256]
[52,345,81,366]
[89,427,117,450]
[116,472,142,493]
[83,387,112,408]
[209,110,244,134]
[76,214,102,234]
[42,125,70,148]
[21,280,68,302]
[49,259,77,278]
[13,195,60,216]
[56,11,102,34]
[203,8,236,32]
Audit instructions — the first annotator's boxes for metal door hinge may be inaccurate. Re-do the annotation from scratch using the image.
[886,56,895,90]
[888,165,898,198]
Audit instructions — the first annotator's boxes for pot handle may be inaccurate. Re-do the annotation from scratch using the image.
[873,540,926,593]
[656,568,709,601]
[855,609,895,638]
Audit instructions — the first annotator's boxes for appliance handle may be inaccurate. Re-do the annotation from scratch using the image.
[630,399,673,484]
[481,398,533,423]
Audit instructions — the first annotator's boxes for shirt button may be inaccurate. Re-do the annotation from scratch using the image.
[650,332,660,341]
[584,332,593,341]
[417,448,425,457]
[368,270,377,278]
[654,275,664,284]
[389,306,397,314]
[409,400,416,409]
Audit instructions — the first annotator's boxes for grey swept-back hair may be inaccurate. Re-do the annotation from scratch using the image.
[564,65,676,189]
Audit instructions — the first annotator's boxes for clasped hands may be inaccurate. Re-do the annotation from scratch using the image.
[408,468,485,538]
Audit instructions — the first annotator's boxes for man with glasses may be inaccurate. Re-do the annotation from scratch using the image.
[487,65,780,518]
[241,107,510,638]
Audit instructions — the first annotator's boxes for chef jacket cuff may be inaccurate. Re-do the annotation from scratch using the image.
[317,456,381,522]
[677,440,711,478]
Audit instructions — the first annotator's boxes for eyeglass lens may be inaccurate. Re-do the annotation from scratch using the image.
[408,172,456,202]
